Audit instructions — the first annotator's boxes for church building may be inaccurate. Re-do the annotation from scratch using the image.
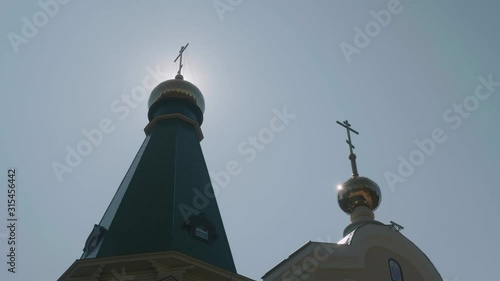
[58,45,442,281]
[262,121,443,281]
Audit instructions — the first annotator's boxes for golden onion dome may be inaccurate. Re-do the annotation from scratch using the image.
[337,176,382,214]
[148,74,205,113]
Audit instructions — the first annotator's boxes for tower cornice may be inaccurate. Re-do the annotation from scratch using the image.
[145,113,204,141]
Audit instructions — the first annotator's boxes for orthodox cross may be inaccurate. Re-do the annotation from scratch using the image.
[174,43,189,76]
[336,120,360,177]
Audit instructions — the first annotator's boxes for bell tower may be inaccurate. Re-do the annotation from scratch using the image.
[59,45,253,281]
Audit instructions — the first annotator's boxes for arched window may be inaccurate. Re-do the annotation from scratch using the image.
[388,259,404,281]
[195,225,209,240]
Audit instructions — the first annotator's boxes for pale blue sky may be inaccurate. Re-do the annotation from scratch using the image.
[1,1,499,280]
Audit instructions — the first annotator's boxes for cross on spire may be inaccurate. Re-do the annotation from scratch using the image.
[336,120,360,177]
[174,43,189,77]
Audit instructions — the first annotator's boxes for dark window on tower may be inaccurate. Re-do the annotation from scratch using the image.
[388,259,404,281]
[185,214,216,243]
[195,225,209,240]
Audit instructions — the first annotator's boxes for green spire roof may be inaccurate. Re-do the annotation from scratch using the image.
[80,80,237,273]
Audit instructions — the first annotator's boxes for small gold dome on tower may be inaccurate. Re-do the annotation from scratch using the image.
[148,75,205,113]
[337,176,381,214]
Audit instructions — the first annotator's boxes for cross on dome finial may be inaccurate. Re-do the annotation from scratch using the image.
[336,120,359,177]
[174,43,189,78]
[336,120,382,217]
